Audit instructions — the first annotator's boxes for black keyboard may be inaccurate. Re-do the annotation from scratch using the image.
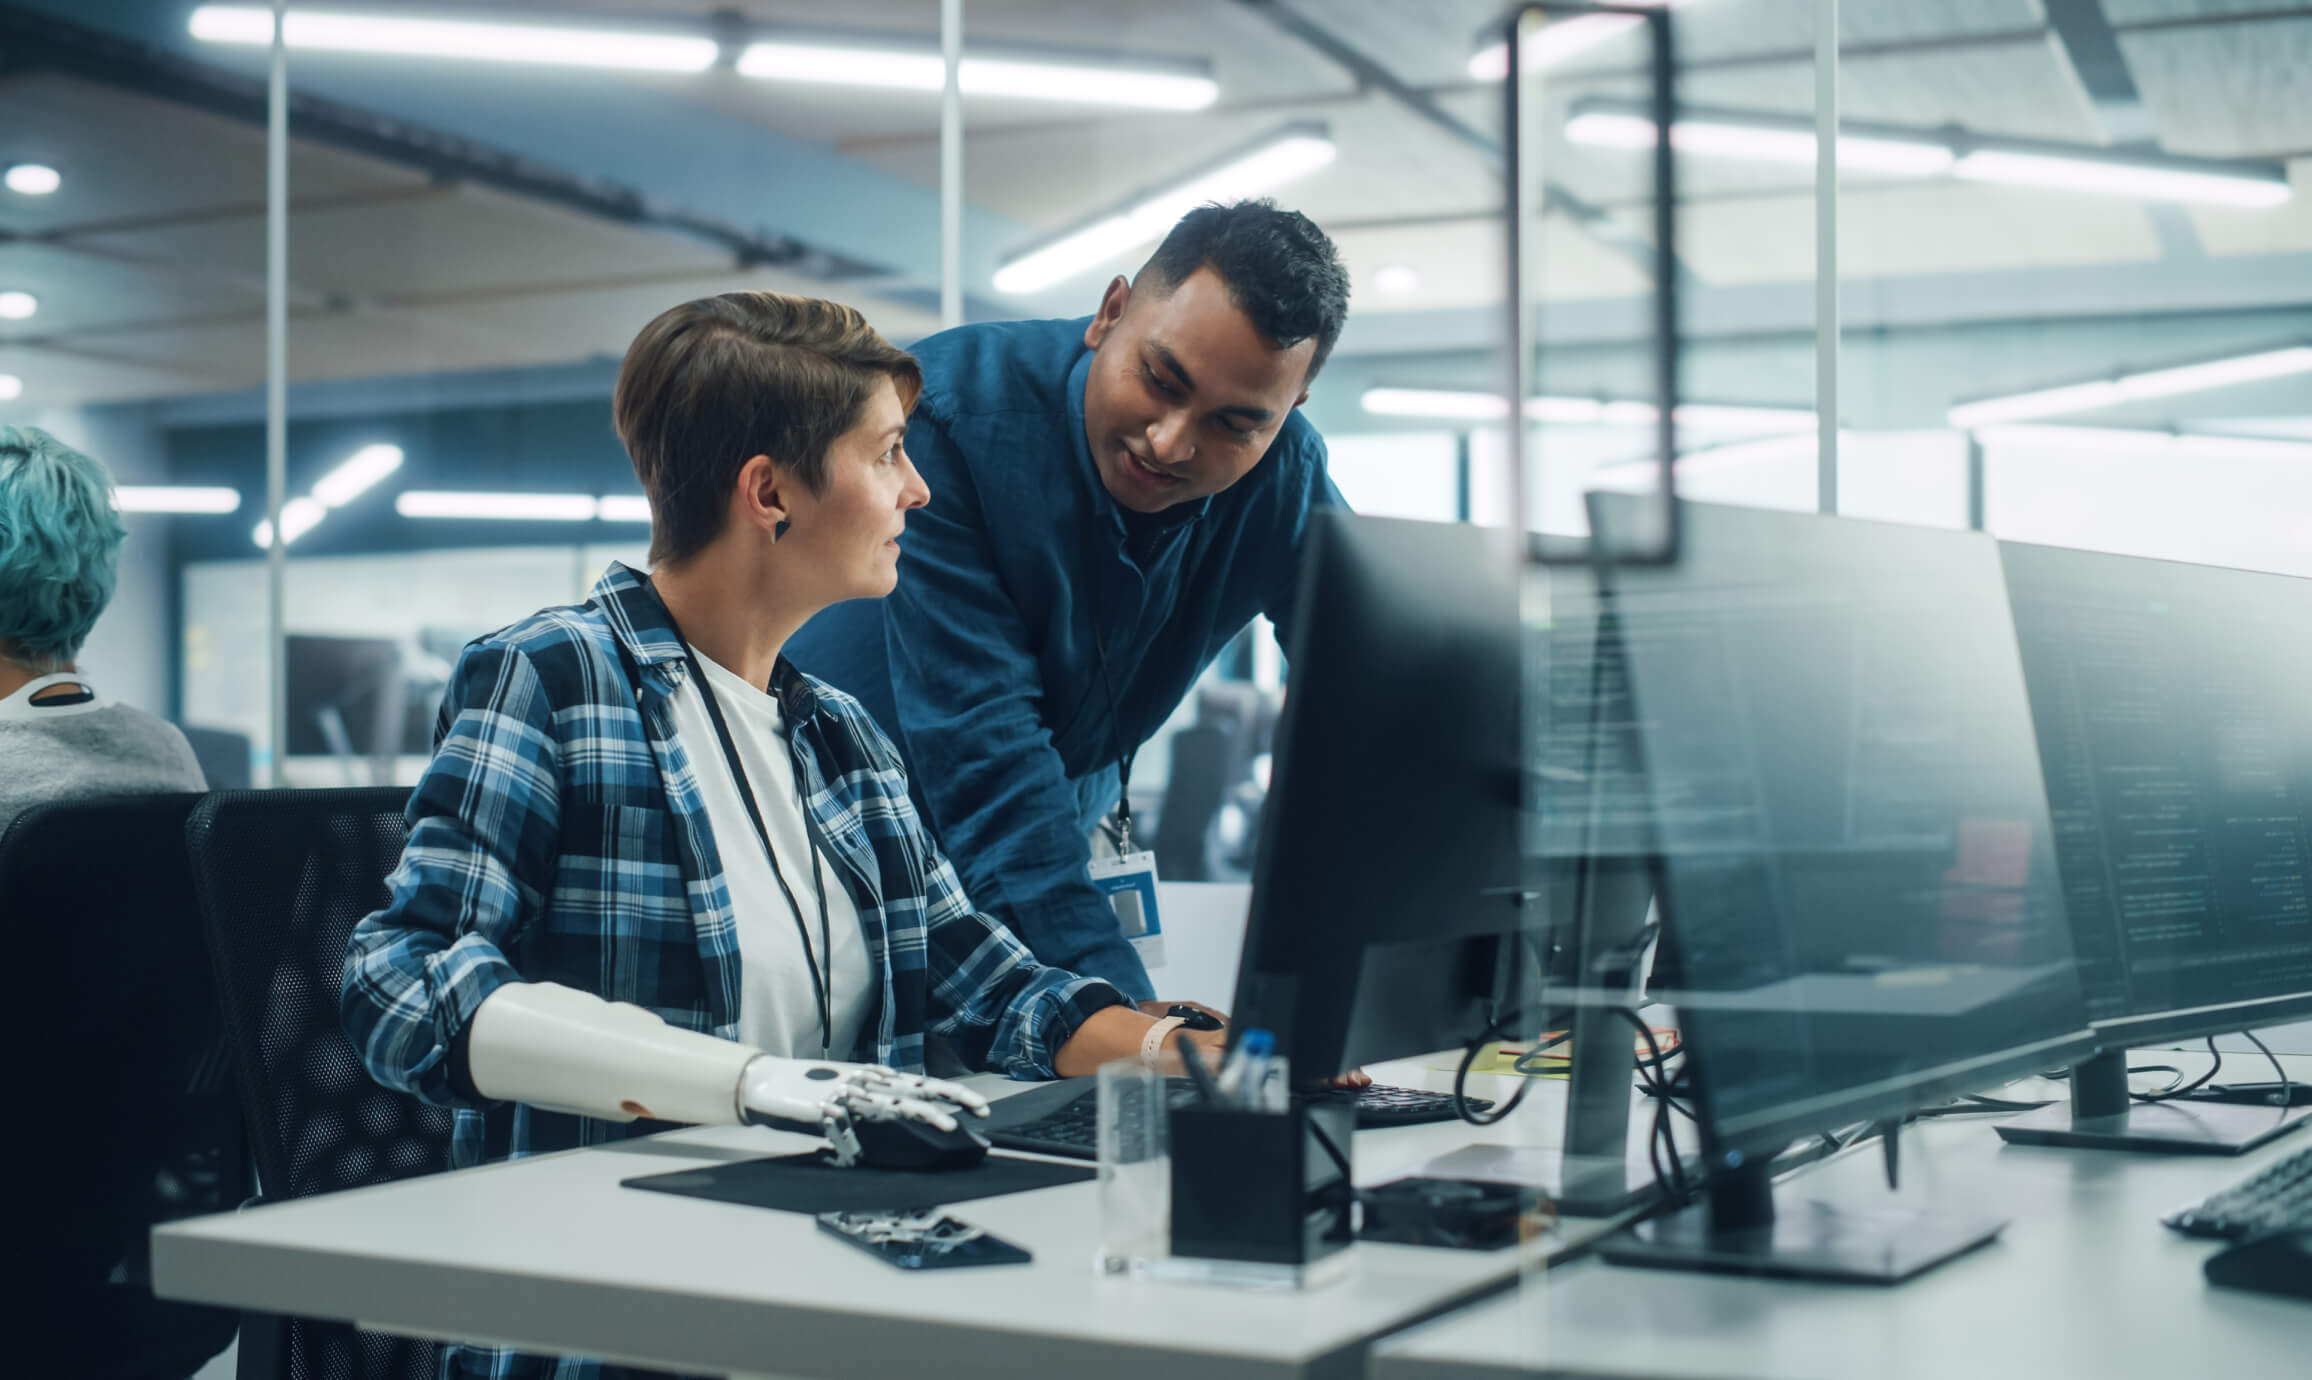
[2166,1140,2312,1239]
[983,1079,1492,1161]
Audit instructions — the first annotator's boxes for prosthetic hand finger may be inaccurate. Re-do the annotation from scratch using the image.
[841,1089,969,1133]
[861,1069,990,1118]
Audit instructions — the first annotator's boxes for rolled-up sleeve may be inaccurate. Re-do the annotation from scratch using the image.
[341,642,561,1107]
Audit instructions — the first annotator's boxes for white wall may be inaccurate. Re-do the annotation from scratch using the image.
[1324,431,1460,523]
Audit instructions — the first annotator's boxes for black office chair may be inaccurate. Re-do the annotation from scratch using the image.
[186,787,447,1380]
[3,792,244,1380]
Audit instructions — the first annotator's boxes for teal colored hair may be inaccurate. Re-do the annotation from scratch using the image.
[0,425,126,670]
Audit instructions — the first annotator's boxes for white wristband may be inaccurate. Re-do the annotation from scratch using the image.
[1140,1015,1189,1069]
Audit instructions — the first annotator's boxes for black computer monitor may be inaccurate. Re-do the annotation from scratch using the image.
[1993,541,2312,1154]
[1587,495,2095,1283]
[1227,511,1535,1083]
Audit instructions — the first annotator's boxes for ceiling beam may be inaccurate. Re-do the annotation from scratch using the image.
[1225,0,1674,283]
[0,5,884,279]
[2040,0,2206,260]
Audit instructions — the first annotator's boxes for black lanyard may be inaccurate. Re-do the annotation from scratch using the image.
[644,585,833,1059]
[1088,623,1138,859]
[1082,512,1148,859]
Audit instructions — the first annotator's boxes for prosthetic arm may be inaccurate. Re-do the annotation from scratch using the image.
[464,982,989,1167]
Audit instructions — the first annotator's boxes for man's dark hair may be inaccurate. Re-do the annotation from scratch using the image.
[613,291,921,566]
[1133,199,1350,382]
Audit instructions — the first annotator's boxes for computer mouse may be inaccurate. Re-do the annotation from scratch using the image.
[849,1114,990,1173]
[2205,1228,2312,1301]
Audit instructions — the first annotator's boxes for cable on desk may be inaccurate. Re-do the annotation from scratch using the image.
[2133,1038,2224,1103]
[2244,1030,2292,1103]
[1616,1008,1690,1207]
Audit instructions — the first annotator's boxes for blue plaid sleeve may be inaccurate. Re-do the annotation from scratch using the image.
[342,641,562,1108]
[918,840,1131,1079]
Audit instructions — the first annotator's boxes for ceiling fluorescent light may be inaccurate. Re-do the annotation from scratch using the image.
[737,38,1216,110]
[4,163,60,195]
[1362,388,1511,421]
[1949,345,2312,428]
[1566,98,2289,205]
[0,374,20,401]
[1467,1,1696,81]
[117,486,242,515]
[252,496,327,549]
[310,443,404,508]
[1564,109,1953,176]
[0,291,37,319]
[395,491,600,520]
[596,495,653,522]
[994,124,1334,294]
[1954,149,2289,209]
[189,6,718,72]
[1363,387,1814,433]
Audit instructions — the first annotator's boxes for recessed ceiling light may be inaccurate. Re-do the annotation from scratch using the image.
[0,291,37,320]
[1374,264,1420,295]
[0,374,20,401]
[4,164,60,195]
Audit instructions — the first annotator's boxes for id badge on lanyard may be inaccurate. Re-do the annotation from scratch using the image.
[1088,847,1165,969]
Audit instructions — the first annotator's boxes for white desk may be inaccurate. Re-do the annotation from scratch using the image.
[1370,1056,2312,1380]
[152,1056,1659,1380]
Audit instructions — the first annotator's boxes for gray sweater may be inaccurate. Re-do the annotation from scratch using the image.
[0,698,207,831]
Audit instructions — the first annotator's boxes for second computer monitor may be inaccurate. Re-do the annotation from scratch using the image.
[1588,495,2092,1281]
[1994,541,2312,1152]
[1227,510,1531,1082]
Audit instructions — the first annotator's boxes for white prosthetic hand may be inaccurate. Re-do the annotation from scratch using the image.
[466,982,990,1167]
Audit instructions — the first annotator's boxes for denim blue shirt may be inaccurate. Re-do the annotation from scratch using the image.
[788,316,1342,1000]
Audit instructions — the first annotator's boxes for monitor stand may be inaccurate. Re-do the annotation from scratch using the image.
[1597,1155,2006,1284]
[1994,1050,2312,1155]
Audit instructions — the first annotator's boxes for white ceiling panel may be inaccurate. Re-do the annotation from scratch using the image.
[0,72,425,237]
[2188,157,2312,255]
[427,268,943,356]
[0,344,224,410]
[1622,179,2163,284]
[2117,18,2312,156]
[1836,182,2164,277]
[866,90,1499,239]
[74,182,734,302]
[2102,0,2312,22]
[0,242,262,336]
[1330,213,1650,314]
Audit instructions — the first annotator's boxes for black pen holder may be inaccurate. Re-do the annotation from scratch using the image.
[1169,1097,1356,1274]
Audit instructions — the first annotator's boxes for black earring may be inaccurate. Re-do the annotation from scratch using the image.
[774,520,790,541]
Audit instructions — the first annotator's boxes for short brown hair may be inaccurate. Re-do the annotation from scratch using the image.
[613,291,922,565]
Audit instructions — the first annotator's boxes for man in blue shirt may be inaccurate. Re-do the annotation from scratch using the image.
[790,199,1348,1002]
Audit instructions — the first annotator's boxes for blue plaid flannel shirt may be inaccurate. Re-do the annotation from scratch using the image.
[343,563,1126,1380]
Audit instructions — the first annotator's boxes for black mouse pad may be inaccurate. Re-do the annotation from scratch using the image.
[622,1150,1094,1215]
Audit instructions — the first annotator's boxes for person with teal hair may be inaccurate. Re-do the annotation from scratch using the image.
[0,424,202,826]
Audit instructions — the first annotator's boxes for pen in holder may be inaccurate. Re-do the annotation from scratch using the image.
[1166,1062,1356,1289]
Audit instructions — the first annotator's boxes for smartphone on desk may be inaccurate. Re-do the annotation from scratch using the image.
[816,1210,1033,1269]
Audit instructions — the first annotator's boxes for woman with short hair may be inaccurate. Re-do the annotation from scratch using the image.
[343,292,1220,1380]
[0,425,202,828]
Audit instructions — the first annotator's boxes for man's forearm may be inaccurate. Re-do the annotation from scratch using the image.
[1052,1005,1224,1079]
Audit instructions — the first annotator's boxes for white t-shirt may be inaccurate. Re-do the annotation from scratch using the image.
[665,652,873,1061]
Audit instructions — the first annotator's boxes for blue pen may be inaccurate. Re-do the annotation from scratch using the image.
[1220,1028,1276,1110]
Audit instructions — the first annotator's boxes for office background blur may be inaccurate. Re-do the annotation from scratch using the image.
[4,0,2308,884]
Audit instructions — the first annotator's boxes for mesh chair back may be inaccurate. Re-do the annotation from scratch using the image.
[3,793,244,1379]
[186,788,447,1380]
